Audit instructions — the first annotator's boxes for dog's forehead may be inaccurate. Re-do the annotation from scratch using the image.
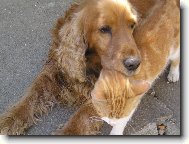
[111,0,132,11]
[97,0,137,22]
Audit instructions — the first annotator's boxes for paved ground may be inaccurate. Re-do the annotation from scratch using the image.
[0,0,180,135]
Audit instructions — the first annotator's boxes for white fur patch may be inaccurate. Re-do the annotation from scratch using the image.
[102,110,135,135]
[167,47,180,82]
[111,0,137,21]
[168,65,180,82]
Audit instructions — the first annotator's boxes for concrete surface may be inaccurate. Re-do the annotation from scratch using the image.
[0,0,181,135]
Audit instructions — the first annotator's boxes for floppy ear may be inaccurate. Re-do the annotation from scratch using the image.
[51,5,88,83]
[130,80,151,96]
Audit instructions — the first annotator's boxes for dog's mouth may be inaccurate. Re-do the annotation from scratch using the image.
[125,65,141,76]
[100,56,141,77]
[103,65,141,78]
[114,63,142,77]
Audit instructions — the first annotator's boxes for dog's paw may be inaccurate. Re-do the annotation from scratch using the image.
[0,115,14,135]
[167,68,179,82]
[0,113,29,135]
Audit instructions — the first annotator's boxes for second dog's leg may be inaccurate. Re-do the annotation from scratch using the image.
[0,63,63,135]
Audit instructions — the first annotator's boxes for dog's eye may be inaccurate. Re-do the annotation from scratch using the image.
[130,22,136,29]
[99,26,112,34]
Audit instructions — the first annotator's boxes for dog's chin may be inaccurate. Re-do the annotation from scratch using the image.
[125,71,136,76]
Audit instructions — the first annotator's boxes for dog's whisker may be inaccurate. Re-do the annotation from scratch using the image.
[89,116,103,123]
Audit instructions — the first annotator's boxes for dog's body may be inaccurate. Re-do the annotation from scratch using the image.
[132,0,180,84]
[0,0,180,135]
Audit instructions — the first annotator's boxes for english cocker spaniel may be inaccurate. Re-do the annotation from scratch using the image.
[0,0,177,135]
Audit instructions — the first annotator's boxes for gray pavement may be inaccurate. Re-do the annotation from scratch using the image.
[0,0,180,135]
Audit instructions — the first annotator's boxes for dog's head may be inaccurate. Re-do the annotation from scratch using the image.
[83,0,141,76]
[51,0,141,82]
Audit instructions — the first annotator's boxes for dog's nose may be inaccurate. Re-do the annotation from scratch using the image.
[123,57,141,71]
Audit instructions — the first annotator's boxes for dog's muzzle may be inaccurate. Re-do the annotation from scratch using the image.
[123,57,141,72]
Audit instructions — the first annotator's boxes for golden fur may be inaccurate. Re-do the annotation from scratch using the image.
[91,70,150,119]
[0,0,180,135]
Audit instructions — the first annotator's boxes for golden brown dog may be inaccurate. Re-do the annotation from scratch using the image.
[0,0,179,135]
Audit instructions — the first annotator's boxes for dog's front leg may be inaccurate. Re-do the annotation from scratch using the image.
[0,63,62,135]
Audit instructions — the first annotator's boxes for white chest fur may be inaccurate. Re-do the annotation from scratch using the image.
[102,110,135,135]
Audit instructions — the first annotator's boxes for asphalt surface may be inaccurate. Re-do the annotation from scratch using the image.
[0,0,180,135]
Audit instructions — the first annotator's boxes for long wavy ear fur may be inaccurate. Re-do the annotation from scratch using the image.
[49,4,87,83]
